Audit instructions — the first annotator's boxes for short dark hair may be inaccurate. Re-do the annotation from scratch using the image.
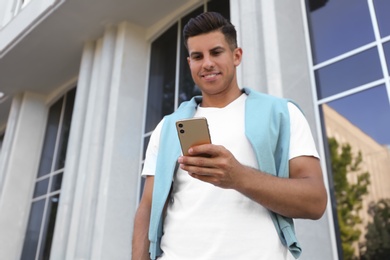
[183,12,237,50]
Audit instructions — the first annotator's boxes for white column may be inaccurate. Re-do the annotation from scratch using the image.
[68,25,117,260]
[49,41,96,260]
[230,0,284,96]
[0,92,47,260]
[91,21,148,260]
[50,21,148,260]
[230,0,267,93]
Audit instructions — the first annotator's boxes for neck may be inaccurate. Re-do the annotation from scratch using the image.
[200,86,243,108]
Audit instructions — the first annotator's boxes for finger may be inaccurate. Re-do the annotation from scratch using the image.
[189,172,227,188]
[188,144,221,157]
[178,154,213,168]
[179,163,215,176]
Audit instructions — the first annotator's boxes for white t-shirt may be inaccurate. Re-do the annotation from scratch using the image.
[142,94,319,260]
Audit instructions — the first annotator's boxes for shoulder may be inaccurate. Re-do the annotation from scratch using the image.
[244,88,290,116]
[244,87,288,105]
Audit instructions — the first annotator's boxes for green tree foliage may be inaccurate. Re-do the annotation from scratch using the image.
[328,137,370,260]
[361,199,390,260]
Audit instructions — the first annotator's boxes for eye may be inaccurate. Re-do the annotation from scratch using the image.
[210,47,225,57]
[191,54,202,60]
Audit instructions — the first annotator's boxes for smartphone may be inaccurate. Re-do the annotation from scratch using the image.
[176,117,211,156]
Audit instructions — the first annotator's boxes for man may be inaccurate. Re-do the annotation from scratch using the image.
[132,12,327,260]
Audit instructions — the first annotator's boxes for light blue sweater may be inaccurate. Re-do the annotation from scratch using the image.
[148,88,302,259]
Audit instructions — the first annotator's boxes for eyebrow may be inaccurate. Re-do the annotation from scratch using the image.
[189,46,226,57]
[189,51,202,58]
[210,46,225,52]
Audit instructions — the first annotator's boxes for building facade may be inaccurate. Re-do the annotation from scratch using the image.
[1,0,388,259]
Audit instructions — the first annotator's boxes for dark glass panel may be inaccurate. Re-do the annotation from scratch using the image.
[38,194,60,260]
[373,0,390,37]
[21,199,45,260]
[327,85,390,145]
[384,41,390,75]
[50,172,63,192]
[207,0,230,19]
[308,0,328,12]
[307,0,375,64]
[145,23,178,133]
[142,135,151,160]
[315,48,382,99]
[0,133,4,150]
[33,178,49,198]
[178,7,203,105]
[37,98,63,177]
[54,88,76,170]
[139,171,146,199]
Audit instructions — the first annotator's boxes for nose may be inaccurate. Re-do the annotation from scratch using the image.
[202,55,215,70]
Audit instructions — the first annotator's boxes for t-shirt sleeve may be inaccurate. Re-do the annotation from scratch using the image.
[141,118,164,177]
[288,102,320,160]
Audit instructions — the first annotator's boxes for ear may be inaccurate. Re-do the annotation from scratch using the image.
[187,56,191,66]
[233,47,243,67]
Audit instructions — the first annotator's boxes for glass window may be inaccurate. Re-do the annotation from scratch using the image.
[306,0,390,258]
[307,0,375,64]
[207,0,230,18]
[145,23,178,133]
[142,135,151,161]
[37,98,63,178]
[327,85,390,145]
[373,0,390,38]
[33,178,49,198]
[37,194,60,260]
[0,132,4,152]
[50,173,63,192]
[384,41,390,75]
[54,88,76,170]
[321,85,390,259]
[315,47,382,99]
[22,87,76,260]
[21,200,45,260]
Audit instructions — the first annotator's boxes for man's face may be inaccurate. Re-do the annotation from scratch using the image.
[187,31,242,97]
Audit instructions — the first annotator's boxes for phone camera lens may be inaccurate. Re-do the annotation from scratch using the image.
[180,129,185,134]
[178,123,183,128]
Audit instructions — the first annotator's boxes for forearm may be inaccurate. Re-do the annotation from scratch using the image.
[132,205,151,260]
[234,165,326,219]
[132,176,154,260]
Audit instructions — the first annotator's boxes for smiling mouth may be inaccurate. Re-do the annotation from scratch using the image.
[202,73,221,79]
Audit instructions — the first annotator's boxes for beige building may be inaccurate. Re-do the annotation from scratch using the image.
[323,104,390,254]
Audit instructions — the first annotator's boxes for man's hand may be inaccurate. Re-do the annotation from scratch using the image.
[178,144,244,189]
